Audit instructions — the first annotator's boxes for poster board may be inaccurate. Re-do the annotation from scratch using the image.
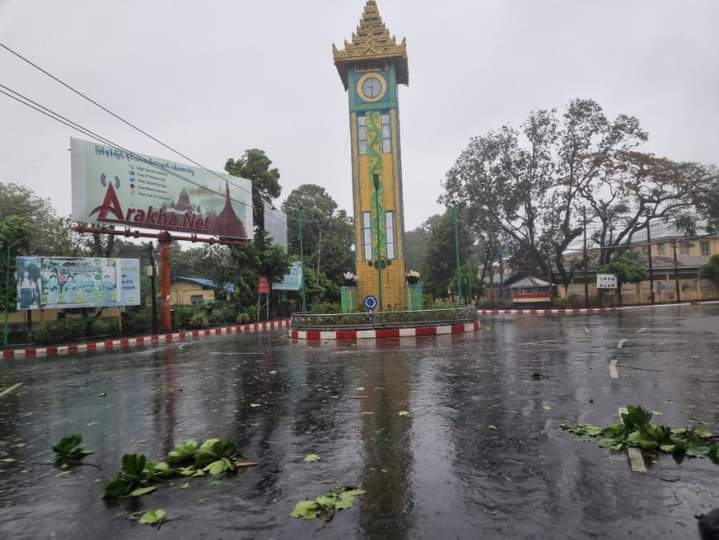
[596,274,618,289]
[16,256,141,310]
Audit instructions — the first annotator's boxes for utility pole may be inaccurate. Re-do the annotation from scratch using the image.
[3,241,13,347]
[646,214,655,305]
[672,239,681,303]
[498,249,505,304]
[298,207,307,312]
[453,206,463,305]
[583,206,589,307]
[372,174,384,312]
[148,242,158,335]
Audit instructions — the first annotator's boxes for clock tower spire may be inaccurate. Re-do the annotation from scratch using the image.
[333,0,409,310]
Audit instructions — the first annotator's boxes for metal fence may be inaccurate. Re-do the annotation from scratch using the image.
[291,306,477,330]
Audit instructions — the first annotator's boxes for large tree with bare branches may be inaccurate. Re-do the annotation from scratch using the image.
[442,98,714,288]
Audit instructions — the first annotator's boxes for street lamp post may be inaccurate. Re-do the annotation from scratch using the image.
[3,240,20,347]
[646,214,655,305]
[298,206,307,312]
[453,206,463,305]
[372,174,384,312]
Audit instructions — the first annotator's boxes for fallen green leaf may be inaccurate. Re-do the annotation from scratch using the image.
[139,509,166,526]
[129,485,157,497]
[304,453,320,463]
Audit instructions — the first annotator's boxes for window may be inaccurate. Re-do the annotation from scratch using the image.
[358,115,367,155]
[362,212,372,260]
[385,211,395,260]
[190,294,204,306]
[680,242,690,255]
[657,243,665,255]
[381,113,391,153]
[700,240,711,256]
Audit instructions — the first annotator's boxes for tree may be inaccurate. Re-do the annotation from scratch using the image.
[228,231,290,307]
[0,182,77,256]
[0,214,33,311]
[421,210,475,299]
[442,99,710,289]
[404,215,442,272]
[283,184,353,300]
[598,251,648,305]
[225,149,281,233]
[694,171,719,235]
[700,254,719,286]
[585,152,715,265]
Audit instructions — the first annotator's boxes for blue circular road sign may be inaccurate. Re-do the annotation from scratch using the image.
[363,295,378,310]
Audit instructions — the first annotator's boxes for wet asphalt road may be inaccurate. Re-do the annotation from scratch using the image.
[0,304,718,540]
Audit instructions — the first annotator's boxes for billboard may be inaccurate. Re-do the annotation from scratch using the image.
[273,261,303,291]
[71,138,253,239]
[264,202,288,249]
[16,257,141,310]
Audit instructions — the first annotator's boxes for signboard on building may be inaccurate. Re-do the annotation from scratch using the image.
[596,273,618,289]
[71,138,253,239]
[273,262,303,291]
[16,256,141,310]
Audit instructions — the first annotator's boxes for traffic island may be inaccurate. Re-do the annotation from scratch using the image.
[289,307,480,341]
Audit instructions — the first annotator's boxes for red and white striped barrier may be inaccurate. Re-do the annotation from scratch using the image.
[478,307,615,316]
[1,319,291,360]
[477,301,719,316]
[289,320,480,340]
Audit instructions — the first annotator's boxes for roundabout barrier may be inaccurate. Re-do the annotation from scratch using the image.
[289,307,480,341]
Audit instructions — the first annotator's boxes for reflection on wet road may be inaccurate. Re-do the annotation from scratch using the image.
[0,304,717,539]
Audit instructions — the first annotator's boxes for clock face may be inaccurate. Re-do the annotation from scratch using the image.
[357,73,386,102]
[362,78,382,98]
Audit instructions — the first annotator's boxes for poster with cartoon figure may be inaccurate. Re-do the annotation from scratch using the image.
[16,257,140,310]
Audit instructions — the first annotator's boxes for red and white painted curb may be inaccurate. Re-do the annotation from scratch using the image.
[478,307,617,316]
[289,320,481,340]
[1,319,291,360]
[477,300,719,316]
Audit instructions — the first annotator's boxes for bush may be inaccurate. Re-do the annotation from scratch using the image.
[88,318,119,339]
[34,319,85,345]
[310,302,341,314]
[174,306,203,330]
[188,313,209,329]
[236,309,257,323]
[124,307,153,335]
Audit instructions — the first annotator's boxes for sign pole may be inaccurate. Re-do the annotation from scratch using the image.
[159,232,172,333]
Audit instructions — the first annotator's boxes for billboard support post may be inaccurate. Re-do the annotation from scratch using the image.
[159,232,172,333]
[148,242,158,335]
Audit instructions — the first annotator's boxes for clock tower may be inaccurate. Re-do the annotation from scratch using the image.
[333,0,409,310]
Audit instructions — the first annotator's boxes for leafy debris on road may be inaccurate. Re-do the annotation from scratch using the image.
[561,405,719,462]
[138,509,167,527]
[290,486,366,524]
[52,434,93,467]
[103,438,257,499]
[304,453,320,463]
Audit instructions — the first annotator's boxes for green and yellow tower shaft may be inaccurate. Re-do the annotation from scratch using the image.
[333,0,409,310]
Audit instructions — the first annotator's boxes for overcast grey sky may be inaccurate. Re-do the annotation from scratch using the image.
[1,0,717,230]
